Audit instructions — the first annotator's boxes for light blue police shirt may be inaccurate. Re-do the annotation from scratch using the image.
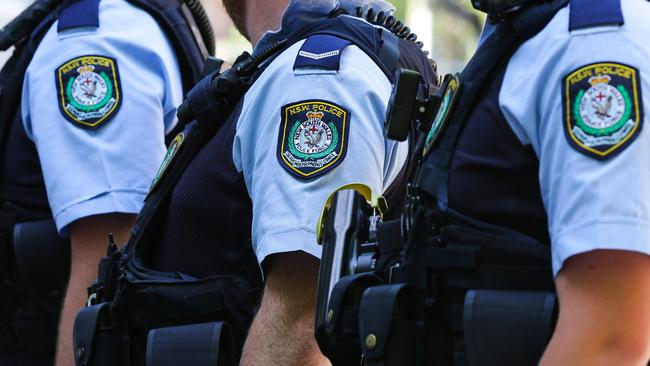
[233,2,407,264]
[22,0,183,235]
[499,0,650,275]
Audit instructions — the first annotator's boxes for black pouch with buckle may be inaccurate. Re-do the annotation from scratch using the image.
[358,284,424,366]
[73,303,130,366]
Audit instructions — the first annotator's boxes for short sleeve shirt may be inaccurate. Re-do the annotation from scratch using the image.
[21,0,183,235]
[233,40,407,264]
[499,0,650,275]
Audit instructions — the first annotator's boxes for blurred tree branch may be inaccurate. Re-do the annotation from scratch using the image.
[436,0,483,34]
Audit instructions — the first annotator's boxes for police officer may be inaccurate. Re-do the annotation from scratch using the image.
[0,0,211,365]
[74,0,437,364]
[225,0,413,362]
[224,2,414,363]
[505,0,650,362]
[381,0,650,364]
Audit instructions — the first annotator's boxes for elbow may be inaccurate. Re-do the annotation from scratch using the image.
[546,310,650,366]
[597,329,650,365]
[261,252,321,324]
[549,250,650,365]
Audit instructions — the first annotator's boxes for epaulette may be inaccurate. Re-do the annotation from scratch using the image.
[569,0,624,31]
[58,0,100,33]
[294,34,351,71]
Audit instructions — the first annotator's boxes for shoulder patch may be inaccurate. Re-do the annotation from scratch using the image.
[562,62,643,159]
[56,55,122,129]
[149,132,185,194]
[294,35,351,71]
[277,100,350,180]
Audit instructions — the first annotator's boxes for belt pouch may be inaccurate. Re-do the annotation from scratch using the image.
[146,321,235,366]
[316,273,383,366]
[73,303,129,366]
[463,290,557,366]
[13,219,70,307]
[358,284,424,366]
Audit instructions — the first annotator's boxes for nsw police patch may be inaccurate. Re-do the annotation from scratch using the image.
[423,74,460,158]
[149,132,185,193]
[277,100,350,179]
[56,55,122,129]
[563,62,643,159]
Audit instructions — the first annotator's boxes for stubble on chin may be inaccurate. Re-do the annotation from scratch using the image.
[222,0,248,38]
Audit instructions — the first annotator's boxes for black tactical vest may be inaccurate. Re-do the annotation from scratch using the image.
[0,0,208,357]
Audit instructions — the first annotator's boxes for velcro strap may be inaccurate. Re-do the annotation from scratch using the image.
[146,322,235,366]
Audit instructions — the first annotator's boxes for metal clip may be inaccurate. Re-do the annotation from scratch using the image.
[86,293,97,307]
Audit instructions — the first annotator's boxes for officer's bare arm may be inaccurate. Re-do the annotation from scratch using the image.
[54,214,136,366]
[240,252,331,366]
[540,250,650,366]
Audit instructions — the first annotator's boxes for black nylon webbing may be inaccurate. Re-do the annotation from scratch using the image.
[416,0,569,206]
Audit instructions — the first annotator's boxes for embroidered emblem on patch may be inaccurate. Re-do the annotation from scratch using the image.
[277,100,350,179]
[149,132,185,192]
[563,62,643,159]
[423,74,460,158]
[56,55,122,129]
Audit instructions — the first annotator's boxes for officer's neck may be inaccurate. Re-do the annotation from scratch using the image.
[245,0,289,47]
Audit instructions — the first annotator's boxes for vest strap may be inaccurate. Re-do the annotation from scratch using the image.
[184,69,223,126]
[58,0,100,33]
[416,0,569,205]
[376,28,400,77]
[569,0,624,31]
